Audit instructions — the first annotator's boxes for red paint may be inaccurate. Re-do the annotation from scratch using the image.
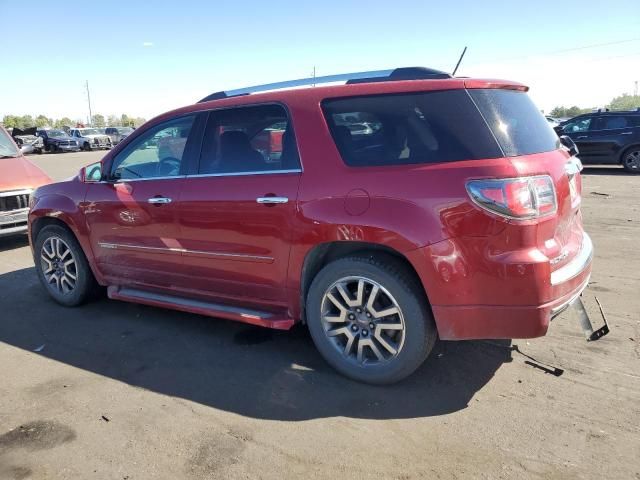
[28,77,590,340]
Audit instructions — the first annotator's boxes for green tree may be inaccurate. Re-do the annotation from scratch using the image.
[92,114,106,127]
[607,93,640,111]
[121,114,132,127]
[35,115,51,128]
[107,115,119,127]
[2,115,20,128]
[19,115,34,129]
[133,117,146,127]
[54,117,73,129]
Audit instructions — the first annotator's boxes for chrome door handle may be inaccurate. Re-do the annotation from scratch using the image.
[256,196,288,204]
[576,136,588,139]
[621,131,633,135]
[148,197,172,204]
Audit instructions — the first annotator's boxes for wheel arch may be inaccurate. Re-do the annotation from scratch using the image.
[619,143,640,163]
[298,241,432,324]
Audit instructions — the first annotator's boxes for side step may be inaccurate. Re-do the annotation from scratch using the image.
[107,286,295,330]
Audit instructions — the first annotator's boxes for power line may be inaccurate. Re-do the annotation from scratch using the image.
[468,37,640,65]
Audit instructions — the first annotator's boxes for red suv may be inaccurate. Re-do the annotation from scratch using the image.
[28,67,593,384]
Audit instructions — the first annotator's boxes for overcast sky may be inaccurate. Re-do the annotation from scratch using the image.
[1,0,639,123]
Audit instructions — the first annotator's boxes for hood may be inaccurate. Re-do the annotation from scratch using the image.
[0,155,52,192]
[51,134,76,142]
[12,127,38,137]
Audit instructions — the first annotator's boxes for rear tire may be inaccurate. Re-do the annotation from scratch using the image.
[34,225,96,307]
[306,255,437,384]
[621,146,640,173]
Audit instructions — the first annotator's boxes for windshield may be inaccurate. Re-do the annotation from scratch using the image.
[80,129,101,136]
[48,130,67,138]
[0,129,20,157]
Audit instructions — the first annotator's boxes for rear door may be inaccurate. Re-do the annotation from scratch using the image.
[176,104,301,307]
[84,114,201,288]
[586,116,637,164]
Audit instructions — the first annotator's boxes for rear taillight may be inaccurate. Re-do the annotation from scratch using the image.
[466,176,557,220]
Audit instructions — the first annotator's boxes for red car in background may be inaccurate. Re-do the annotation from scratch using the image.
[0,126,51,237]
[28,67,600,384]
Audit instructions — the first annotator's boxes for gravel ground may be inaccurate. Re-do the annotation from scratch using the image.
[0,152,638,479]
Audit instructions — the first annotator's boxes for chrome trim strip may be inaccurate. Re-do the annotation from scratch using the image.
[550,275,590,318]
[97,242,273,262]
[186,169,301,179]
[112,175,186,184]
[550,233,593,285]
[98,242,183,253]
[0,189,33,197]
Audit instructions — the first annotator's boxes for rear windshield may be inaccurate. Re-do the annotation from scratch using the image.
[468,89,560,156]
[322,89,559,167]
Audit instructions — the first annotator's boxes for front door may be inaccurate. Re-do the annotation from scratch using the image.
[176,104,302,307]
[84,114,199,289]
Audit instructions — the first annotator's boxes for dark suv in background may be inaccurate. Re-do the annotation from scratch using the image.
[555,109,640,172]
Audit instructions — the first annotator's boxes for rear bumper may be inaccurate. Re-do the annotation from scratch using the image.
[431,274,590,339]
[409,233,594,340]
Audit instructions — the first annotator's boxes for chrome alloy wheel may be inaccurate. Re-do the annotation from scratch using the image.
[623,150,640,171]
[320,276,406,365]
[40,237,78,294]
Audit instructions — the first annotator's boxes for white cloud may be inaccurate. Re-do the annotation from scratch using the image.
[142,42,154,47]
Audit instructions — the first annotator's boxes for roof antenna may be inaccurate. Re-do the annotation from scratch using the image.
[452,46,467,76]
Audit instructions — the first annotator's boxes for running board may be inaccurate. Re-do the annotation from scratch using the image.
[107,286,295,330]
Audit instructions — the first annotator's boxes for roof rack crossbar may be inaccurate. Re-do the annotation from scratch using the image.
[198,67,451,103]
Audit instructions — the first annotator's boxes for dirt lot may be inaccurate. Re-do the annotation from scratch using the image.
[0,151,638,479]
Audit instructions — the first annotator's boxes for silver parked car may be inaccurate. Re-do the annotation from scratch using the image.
[105,126,134,145]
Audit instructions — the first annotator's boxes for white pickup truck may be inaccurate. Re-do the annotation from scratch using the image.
[68,128,112,151]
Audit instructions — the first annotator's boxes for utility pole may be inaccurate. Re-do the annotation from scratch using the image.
[312,66,316,87]
[86,80,93,126]
[634,80,638,97]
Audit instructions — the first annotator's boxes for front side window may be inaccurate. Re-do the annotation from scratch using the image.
[110,115,195,180]
[0,128,19,157]
[562,117,592,133]
[198,104,300,174]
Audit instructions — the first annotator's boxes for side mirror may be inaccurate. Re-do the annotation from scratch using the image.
[80,161,103,183]
[560,135,579,157]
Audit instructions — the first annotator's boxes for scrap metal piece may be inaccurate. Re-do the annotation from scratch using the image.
[574,296,609,341]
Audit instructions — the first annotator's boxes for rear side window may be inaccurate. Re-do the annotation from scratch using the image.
[198,104,300,175]
[469,89,560,156]
[322,90,502,167]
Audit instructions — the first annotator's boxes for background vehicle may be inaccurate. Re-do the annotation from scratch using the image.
[0,126,51,237]
[105,126,134,145]
[546,116,560,128]
[11,127,44,154]
[68,127,112,151]
[554,109,640,172]
[36,129,81,153]
[29,67,594,384]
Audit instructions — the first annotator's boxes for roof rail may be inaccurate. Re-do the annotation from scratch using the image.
[198,67,451,103]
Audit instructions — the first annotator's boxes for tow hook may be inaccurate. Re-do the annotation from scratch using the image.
[573,296,610,341]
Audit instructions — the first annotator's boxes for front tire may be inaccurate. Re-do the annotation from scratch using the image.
[34,225,96,307]
[621,146,640,173]
[306,255,437,384]
[83,142,92,151]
